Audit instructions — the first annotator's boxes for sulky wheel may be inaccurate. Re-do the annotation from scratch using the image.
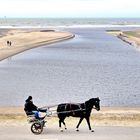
[31,122,43,134]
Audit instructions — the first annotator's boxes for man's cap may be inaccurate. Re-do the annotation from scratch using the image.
[27,96,32,100]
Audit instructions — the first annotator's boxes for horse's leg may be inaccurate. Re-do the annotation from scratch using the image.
[59,118,63,132]
[62,120,67,130]
[76,117,84,131]
[85,117,94,132]
[59,117,66,132]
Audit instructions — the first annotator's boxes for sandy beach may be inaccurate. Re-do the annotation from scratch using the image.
[0,106,140,127]
[0,107,140,140]
[107,30,140,49]
[0,29,74,61]
[1,125,140,140]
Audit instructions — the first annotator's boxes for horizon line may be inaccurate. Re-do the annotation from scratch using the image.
[0,17,140,19]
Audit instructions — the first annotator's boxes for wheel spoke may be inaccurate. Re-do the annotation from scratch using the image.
[31,123,43,134]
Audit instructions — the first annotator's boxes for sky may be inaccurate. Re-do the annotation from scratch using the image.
[0,0,140,18]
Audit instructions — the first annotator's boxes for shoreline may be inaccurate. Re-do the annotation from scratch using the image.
[106,30,140,49]
[0,28,75,61]
[0,28,140,127]
[0,106,140,126]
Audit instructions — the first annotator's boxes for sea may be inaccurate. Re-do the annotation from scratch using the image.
[0,18,140,107]
[0,18,140,28]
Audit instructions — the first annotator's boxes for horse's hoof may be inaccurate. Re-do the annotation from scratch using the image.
[65,128,67,130]
[76,129,79,132]
[60,128,63,132]
[91,130,94,132]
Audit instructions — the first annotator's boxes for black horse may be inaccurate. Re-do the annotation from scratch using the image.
[57,97,100,132]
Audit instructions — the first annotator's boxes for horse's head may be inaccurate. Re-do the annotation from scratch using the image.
[86,97,100,111]
[93,97,100,111]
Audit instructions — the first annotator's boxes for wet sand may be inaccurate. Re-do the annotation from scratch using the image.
[0,29,74,61]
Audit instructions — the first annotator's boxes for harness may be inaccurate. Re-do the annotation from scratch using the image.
[64,103,75,115]
[63,103,86,115]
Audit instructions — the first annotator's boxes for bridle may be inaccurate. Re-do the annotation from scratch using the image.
[93,100,100,111]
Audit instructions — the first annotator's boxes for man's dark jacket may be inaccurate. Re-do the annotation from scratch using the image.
[24,99,38,115]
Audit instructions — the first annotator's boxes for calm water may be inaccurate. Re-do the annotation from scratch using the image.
[0,27,140,107]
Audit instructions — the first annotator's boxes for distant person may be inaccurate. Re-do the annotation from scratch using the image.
[7,40,9,46]
[9,41,12,46]
[6,41,12,47]
[24,96,48,119]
